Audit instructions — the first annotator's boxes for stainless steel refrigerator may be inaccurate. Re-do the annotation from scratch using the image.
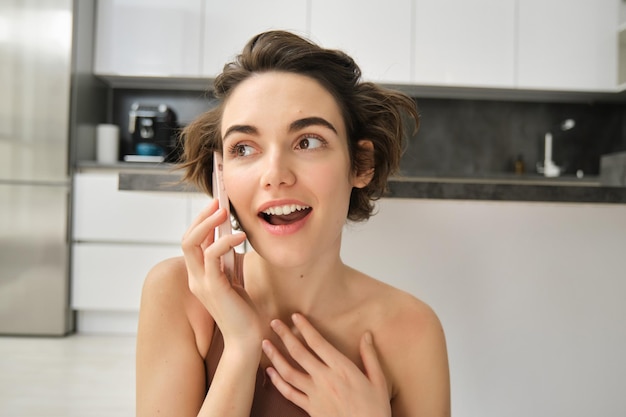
[0,0,75,335]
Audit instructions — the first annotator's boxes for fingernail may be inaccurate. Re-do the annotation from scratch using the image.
[291,313,301,323]
[262,339,271,353]
[364,331,373,345]
[270,319,280,330]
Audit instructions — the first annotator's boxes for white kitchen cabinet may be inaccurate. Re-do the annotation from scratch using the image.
[413,0,516,88]
[94,0,203,77]
[73,172,188,243]
[72,242,181,311]
[72,170,191,333]
[309,0,412,84]
[517,0,619,92]
[202,0,309,77]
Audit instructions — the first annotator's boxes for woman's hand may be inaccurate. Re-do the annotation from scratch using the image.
[181,199,261,347]
[262,313,392,417]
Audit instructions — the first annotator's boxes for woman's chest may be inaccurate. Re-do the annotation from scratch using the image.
[257,315,366,372]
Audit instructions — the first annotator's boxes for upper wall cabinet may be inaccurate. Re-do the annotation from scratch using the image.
[202,0,308,77]
[413,0,516,88]
[517,0,619,92]
[309,0,413,84]
[94,0,203,77]
[92,0,621,94]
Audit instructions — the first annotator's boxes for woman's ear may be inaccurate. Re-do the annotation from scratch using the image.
[352,139,375,189]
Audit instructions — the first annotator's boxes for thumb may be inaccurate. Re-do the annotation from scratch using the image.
[360,331,388,391]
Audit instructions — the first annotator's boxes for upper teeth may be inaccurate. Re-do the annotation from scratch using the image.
[263,204,309,216]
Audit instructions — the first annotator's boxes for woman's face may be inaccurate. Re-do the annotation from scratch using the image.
[220,71,366,268]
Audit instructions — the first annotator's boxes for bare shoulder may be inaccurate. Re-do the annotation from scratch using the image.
[362,277,450,416]
[138,256,214,356]
[140,256,194,320]
[355,274,442,337]
[141,256,189,298]
[137,257,215,415]
[378,283,443,342]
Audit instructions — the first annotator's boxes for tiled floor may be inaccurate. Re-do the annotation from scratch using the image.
[0,334,135,417]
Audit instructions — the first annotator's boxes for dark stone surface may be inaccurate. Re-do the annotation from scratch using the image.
[385,179,626,204]
[118,171,194,193]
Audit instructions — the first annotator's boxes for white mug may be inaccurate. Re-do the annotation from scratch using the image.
[96,124,120,164]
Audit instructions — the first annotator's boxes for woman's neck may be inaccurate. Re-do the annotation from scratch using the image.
[242,249,351,323]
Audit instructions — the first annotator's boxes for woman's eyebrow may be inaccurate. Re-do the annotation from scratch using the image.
[223,124,258,140]
[223,117,337,140]
[289,117,337,134]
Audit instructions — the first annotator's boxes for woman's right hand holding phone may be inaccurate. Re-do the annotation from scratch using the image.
[182,199,261,349]
[182,199,263,415]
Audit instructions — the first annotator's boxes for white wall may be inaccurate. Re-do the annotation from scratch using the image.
[341,198,626,417]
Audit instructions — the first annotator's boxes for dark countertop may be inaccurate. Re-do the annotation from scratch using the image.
[76,161,626,204]
[387,177,626,204]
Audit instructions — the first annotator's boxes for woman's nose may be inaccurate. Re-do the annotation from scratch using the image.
[259,149,296,189]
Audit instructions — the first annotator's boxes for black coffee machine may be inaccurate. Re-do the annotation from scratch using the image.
[127,103,180,162]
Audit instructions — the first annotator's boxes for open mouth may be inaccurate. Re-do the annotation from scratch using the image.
[260,204,312,226]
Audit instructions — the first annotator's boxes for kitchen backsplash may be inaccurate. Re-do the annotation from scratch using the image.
[109,88,626,178]
[402,98,626,178]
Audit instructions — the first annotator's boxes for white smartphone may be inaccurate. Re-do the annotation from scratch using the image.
[212,152,236,281]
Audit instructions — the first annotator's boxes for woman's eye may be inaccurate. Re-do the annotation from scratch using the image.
[230,143,255,157]
[296,136,325,150]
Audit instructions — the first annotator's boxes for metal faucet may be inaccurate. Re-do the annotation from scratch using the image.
[537,119,575,177]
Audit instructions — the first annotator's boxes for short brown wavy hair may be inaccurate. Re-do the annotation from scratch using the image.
[179,30,419,222]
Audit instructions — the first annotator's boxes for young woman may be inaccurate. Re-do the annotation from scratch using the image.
[136,30,450,417]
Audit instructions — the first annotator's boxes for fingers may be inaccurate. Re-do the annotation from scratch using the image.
[273,314,388,391]
[360,332,388,392]
[262,340,310,408]
[290,313,343,369]
[181,199,221,258]
[203,230,246,260]
[266,318,390,417]
[181,202,226,279]
[181,201,246,284]
[182,198,219,240]
[203,232,247,288]
[269,317,329,376]
[265,366,308,410]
